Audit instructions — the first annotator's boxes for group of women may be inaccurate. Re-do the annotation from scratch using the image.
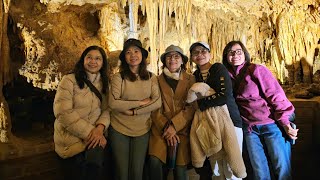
[53,38,298,180]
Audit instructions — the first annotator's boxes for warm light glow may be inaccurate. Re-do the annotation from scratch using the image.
[19,0,320,85]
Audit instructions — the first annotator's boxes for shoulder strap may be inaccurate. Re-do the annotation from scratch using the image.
[83,78,102,102]
[233,63,250,96]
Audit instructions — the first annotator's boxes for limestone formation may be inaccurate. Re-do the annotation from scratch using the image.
[0,0,319,144]
[0,103,8,142]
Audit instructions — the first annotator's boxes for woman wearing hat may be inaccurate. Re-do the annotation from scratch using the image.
[108,38,162,180]
[148,45,196,180]
[189,42,244,179]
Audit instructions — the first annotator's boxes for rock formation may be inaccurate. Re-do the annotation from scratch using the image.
[0,0,319,143]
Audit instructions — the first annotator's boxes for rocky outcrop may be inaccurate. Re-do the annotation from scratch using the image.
[0,0,319,143]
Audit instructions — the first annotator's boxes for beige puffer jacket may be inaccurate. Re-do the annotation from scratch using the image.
[53,73,110,158]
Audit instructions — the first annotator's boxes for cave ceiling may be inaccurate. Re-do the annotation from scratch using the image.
[3,0,320,90]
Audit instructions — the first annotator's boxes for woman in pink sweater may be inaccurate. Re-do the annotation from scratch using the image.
[222,41,298,180]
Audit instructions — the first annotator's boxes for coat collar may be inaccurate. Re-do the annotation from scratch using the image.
[159,71,190,112]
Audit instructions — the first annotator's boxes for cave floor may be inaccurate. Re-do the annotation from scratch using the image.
[0,122,54,161]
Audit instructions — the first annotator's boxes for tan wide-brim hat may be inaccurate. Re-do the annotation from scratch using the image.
[160,45,188,64]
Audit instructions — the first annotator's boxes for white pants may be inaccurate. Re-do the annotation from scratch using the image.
[211,127,243,180]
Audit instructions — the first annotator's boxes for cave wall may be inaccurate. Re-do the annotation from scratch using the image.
[0,0,319,143]
[6,0,320,88]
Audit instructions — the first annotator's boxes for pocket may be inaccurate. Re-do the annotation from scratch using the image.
[195,119,220,155]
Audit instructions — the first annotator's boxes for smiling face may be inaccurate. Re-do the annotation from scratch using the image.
[227,44,245,66]
[84,50,103,74]
[124,46,143,68]
[165,52,183,73]
[190,45,211,67]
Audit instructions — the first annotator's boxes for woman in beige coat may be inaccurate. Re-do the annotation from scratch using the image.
[149,45,196,180]
[53,46,110,180]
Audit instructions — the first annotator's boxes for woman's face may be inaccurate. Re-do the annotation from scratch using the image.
[190,46,210,67]
[165,51,183,73]
[125,46,143,67]
[84,50,103,74]
[227,44,245,66]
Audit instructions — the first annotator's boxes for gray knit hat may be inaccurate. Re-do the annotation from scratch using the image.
[160,45,188,64]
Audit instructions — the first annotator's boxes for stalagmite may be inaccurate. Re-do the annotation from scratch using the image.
[0,103,8,142]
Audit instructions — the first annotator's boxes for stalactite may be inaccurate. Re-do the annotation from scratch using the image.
[272,45,282,82]
[203,12,256,62]
[128,2,136,38]
[13,0,320,84]
[275,6,320,84]
[144,0,158,73]
[17,25,60,91]
[120,0,194,73]
[158,0,167,69]
[2,0,318,148]
[98,3,125,51]
[0,0,11,86]
[3,0,9,13]
[0,0,11,143]
[190,8,206,40]
[127,0,139,38]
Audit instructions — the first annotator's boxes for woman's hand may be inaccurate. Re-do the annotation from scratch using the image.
[166,134,180,146]
[162,125,177,140]
[86,124,107,149]
[87,136,107,149]
[140,98,151,106]
[283,123,299,140]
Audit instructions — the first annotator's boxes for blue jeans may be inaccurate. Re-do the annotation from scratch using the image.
[109,127,149,180]
[148,155,187,180]
[244,123,291,180]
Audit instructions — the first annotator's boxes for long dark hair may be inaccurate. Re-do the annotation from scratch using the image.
[222,41,251,70]
[120,49,150,81]
[73,46,109,94]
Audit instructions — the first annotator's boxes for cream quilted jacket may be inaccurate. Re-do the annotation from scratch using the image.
[53,73,110,158]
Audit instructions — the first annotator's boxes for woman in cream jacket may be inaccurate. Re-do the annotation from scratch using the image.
[54,46,110,180]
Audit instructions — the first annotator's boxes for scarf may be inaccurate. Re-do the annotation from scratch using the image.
[163,67,181,80]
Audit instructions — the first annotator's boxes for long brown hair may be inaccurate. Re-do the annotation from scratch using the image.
[119,48,150,81]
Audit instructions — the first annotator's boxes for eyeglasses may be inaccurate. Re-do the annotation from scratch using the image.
[191,49,209,57]
[228,49,243,56]
[165,53,181,60]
